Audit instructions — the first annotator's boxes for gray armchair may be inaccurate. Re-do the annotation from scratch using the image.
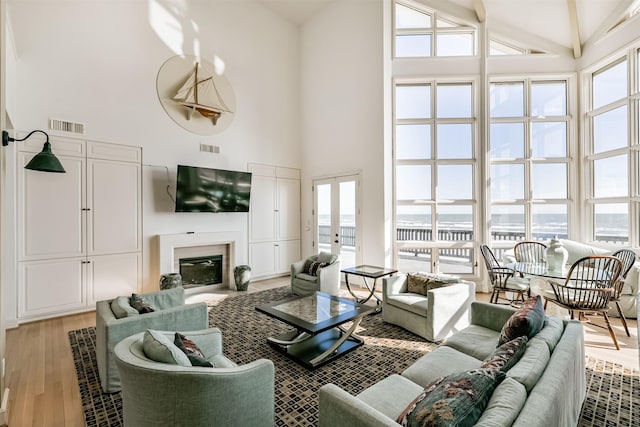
[114,328,275,427]
[95,287,208,393]
[382,274,475,342]
[291,252,341,296]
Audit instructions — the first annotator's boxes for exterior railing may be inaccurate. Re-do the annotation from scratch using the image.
[318,225,626,262]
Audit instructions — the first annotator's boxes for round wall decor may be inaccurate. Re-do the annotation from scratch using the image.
[156,54,236,135]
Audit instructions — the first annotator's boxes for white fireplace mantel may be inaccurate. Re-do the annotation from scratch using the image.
[157,231,244,289]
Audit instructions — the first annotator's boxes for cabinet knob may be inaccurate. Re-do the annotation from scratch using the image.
[81,208,91,211]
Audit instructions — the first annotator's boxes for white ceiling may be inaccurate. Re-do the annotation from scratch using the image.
[257,0,640,56]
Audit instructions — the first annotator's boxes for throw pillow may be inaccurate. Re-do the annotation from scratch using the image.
[130,294,155,314]
[397,368,505,427]
[174,333,213,367]
[142,330,191,366]
[407,272,461,296]
[498,296,545,346]
[481,336,528,372]
[110,295,139,319]
[307,261,328,276]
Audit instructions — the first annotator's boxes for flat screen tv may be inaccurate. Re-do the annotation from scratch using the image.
[175,165,252,213]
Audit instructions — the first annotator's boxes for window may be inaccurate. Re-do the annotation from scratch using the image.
[585,57,633,244]
[394,80,477,274]
[489,79,571,242]
[394,2,475,57]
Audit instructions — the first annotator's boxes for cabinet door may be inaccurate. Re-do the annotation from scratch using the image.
[86,159,141,255]
[276,240,301,273]
[87,252,141,305]
[249,176,276,242]
[277,178,300,241]
[249,242,276,277]
[18,153,85,260]
[18,258,85,318]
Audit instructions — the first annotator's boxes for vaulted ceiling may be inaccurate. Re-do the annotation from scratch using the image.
[257,0,640,58]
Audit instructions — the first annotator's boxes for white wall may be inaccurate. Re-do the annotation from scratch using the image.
[3,0,302,315]
[300,0,385,267]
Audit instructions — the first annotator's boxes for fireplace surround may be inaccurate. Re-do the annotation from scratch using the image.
[157,231,244,290]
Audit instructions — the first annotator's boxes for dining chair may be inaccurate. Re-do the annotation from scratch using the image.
[480,244,529,306]
[608,249,637,337]
[514,241,547,263]
[546,255,623,350]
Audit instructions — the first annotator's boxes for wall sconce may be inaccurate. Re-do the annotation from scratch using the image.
[2,130,66,173]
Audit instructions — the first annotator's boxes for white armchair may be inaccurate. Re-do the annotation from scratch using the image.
[291,252,341,296]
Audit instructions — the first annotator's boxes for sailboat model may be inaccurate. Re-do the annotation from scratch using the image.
[173,62,232,125]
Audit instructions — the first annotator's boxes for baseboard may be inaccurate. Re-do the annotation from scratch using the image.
[0,387,9,426]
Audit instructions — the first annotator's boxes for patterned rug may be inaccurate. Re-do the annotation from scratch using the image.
[69,286,640,426]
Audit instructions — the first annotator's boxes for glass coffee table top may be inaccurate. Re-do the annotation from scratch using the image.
[255,292,373,369]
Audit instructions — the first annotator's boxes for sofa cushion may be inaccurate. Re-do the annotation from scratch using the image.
[357,374,425,420]
[533,316,564,353]
[506,337,551,393]
[142,330,191,366]
[174,333,213,367]
[402,346,483,387]
[498,296,545,346]
[396,368,505,426]
[474,377,527,427]
[407,272,460,296]
[110,296,139,319]
[209,354,238,368]
[295,272,318,283]
[386,294,429,317]
[317,252,338,265]
[560,239,609,264]
[130,294,155,314]
[444,325,501,360]
[481,336,528,373]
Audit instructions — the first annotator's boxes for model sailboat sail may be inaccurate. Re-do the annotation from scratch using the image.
[173,62,232,125]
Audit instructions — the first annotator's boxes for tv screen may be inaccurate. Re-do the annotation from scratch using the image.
[175,165,252,213]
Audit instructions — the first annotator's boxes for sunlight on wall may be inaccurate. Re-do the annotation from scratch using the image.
[148,0,198,56]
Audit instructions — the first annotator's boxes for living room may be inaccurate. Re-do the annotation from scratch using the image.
[2,0,640,425]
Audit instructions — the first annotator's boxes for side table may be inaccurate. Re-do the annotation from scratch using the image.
[341,265,398,313]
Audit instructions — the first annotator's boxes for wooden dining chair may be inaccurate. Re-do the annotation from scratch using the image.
[480,244,529,306]
[546,255,623,350]
[514,241,547,263]
[608,249,637,337]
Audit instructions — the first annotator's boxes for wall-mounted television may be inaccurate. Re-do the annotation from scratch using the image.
[175,165,252,213]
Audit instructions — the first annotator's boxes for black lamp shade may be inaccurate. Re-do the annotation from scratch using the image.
[24,142,66,173]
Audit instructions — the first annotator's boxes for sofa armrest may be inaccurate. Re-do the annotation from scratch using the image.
[428,281,475,340]
[291,259,306,276]
[382,275,407,301]
[318,384,399,427]
[318,260,341,295]
[470,301,516,332]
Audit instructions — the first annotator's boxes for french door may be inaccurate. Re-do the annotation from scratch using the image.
[313,174,361,269]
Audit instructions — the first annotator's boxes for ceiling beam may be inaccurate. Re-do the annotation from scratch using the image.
[473,0,486,22]
[566,0,582,58]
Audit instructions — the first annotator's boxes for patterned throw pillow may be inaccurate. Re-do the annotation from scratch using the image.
[481,335,528,372]
[498,296,545,346]
[130,294,155,314]
[397,368,505,427]
[407,272,461,296]
[307,261,328,276]
[174,333,213,367]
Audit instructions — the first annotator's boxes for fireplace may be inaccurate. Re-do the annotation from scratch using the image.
[179,255,223,288]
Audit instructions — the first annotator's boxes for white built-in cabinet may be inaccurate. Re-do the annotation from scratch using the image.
[16,134,142,321]
[248,164,301,279]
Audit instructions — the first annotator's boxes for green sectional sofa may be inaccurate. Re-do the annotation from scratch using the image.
[319,301,585,426]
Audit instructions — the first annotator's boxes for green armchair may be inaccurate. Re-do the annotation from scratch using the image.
[114,328,275,427]
[95,287,208,393]
[291,252,341,296]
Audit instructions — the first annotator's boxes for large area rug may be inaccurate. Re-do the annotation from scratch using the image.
[69,286,640,426]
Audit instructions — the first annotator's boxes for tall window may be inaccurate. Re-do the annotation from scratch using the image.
[585,57,636,245]
[394,2,475,58]
[394,80,477,274]
[489,79,572,244]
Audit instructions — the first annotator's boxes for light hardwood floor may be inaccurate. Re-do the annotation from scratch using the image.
[5,276,638,426]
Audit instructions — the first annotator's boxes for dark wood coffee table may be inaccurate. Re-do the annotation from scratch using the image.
[255,292,373,369]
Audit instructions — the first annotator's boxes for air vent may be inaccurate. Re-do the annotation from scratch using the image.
[49,118,85,134]
[200,143,219,154]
